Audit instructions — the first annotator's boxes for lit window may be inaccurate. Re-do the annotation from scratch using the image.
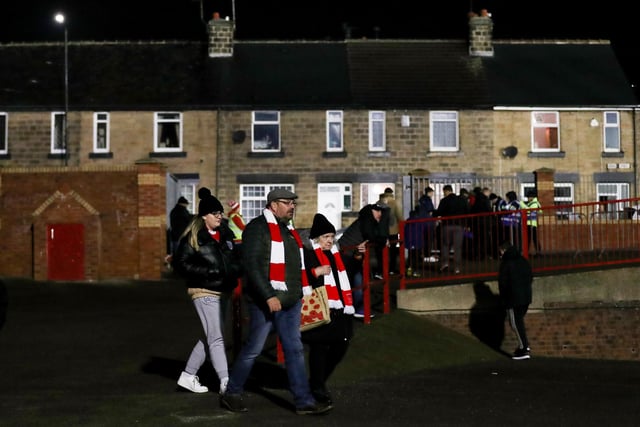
[430,111,459,151]
[531,111,560,151]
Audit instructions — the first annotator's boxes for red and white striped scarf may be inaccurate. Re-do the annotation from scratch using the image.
[311,241,355,314]
[264,208,311,295]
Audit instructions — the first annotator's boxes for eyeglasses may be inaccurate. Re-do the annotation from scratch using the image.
[210,211,223,217]
[276,200,297,206]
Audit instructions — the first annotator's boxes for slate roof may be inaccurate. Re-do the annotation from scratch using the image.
[0,38,636,111]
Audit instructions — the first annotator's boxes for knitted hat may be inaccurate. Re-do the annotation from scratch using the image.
[177,196,189,205]
[198,187,212,199]
[309,213,336,239]
[198,194,224,216]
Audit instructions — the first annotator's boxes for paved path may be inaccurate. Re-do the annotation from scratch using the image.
[0,278,638,426]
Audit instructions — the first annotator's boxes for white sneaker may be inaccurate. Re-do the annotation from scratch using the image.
[177,371,209,393]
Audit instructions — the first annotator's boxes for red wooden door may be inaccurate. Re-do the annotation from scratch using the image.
[47,224,85,280]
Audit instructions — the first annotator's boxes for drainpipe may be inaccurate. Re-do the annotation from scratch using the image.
[634,107,638,198]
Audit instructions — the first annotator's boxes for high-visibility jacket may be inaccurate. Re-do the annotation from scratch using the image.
[520,197,541,227]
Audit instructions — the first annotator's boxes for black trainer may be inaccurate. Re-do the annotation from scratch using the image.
[220,393,248,412]
[295,402,333,415]
[512,347,531,360]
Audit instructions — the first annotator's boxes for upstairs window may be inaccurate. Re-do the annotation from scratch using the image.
[154,112,182,152]
[0,113,7,154]
[252,111,280,152]
[531,111,559,151]
[368,111,386,151]
[93,112,110,153]
[430,111,459,152]
[326,110,343,152]
[603,111,620,152]
[51,112,66,154]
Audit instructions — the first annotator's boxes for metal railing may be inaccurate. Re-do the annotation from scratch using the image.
[398,198,640,289]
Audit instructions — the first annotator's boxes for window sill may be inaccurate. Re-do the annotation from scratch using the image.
[323,151,347,158]
[602,151,624,158]
[247,151,285,158]
[150,151,187,158]
[89,152,113,159]
[367,151,390,158]
[527,151,565,158]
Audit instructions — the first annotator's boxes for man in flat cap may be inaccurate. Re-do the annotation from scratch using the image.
[221,188,332,415]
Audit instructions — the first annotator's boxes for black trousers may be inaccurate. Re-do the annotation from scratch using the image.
[507,305,529,350]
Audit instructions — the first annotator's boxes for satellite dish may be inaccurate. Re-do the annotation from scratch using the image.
[501,146,518,158]
[232,130,246,143]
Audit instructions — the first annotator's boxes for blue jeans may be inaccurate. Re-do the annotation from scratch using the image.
[226,299,315,408]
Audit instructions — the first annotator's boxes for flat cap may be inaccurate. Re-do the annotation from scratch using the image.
[267,188,298,203]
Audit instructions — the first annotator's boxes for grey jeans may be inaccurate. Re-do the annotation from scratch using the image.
[185,294,229,383]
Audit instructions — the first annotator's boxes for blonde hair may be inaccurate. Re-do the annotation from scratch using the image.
[181,215,205,251]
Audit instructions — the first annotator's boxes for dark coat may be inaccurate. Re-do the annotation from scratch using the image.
[242,213,304,309]
[435,193,469,226]
[301,247,353,343]
[173,225,242,293]
[498,245,533,308]
[170,203,193,242]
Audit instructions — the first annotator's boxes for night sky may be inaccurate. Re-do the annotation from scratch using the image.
[2,0,639,92]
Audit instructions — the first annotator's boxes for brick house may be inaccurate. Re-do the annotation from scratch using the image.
[0,13,637,280]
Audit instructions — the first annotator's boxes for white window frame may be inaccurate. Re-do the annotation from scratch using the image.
[252,111,281,152]
[531,111,560,152]
[0,112,7,155]
[429,111,459,152]
[154,112,183,152]
[177,180,198,214]
[326,110,343,152]
[603,111,621,153]
[597,182,630,215]
[93,112,110,153]
[51,112,66,154]
[368,111,386,152]
[239,183,294,223]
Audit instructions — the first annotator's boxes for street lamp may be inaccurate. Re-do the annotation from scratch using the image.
[54,12,68,165]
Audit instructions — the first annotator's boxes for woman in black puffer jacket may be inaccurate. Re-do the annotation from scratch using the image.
[173,190,243,395]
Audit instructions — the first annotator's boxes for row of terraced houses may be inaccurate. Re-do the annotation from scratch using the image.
[0,11,638,281]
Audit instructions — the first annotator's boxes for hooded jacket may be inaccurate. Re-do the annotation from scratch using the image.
[498,245,533,308]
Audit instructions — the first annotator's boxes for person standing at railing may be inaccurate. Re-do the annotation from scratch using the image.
[418,187,437,262]
[435,185,469,274]
[502,191,522,249]
[338,203,386,318]
[521,189,542,256]
[498,242,533,360]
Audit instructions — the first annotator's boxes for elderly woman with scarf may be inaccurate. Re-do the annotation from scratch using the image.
[302,213,355,406]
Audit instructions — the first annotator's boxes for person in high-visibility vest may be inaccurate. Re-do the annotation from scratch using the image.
[226,200,246,245]
[520,189,542,255]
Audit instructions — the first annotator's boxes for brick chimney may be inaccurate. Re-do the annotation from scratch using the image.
[207,12,234,58]
[468,10,494,57]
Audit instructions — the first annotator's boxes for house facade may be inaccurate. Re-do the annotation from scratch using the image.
[0,13,637,280]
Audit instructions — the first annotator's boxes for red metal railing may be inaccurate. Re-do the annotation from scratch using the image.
[399,198,640,289]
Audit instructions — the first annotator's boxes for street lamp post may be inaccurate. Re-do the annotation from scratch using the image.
[54,12,68,165]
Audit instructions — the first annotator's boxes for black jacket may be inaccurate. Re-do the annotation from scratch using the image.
[173,225,242,292]
[242,214,304,310]
[498,245,533,308]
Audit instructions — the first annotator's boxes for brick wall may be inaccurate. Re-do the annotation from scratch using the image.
[423,301,640,361]
[0,162,166,280]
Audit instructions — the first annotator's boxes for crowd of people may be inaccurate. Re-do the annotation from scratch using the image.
[168,184,537,416]
[403,186,542,276]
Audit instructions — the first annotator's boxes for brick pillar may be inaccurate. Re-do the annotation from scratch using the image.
[534,168,555,208]
[136,159,167,280]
